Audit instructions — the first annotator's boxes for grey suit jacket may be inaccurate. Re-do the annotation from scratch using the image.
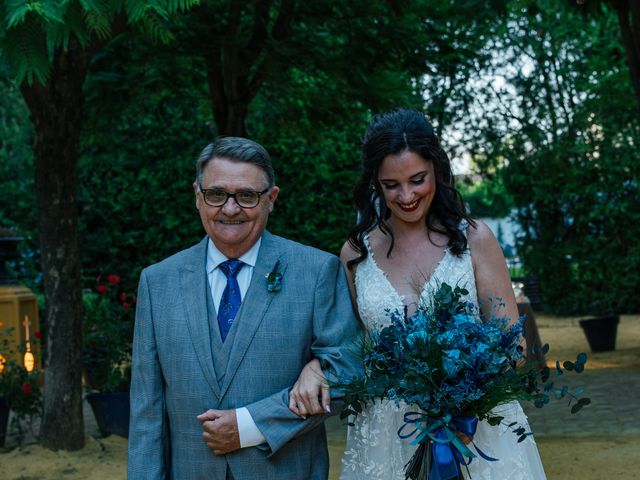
[128,231,361,479]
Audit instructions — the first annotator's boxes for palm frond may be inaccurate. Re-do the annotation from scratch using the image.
[85,11,112,41]
[78,0,107,14]
[2,16,49,85]
[165,0,200,12]
[5,0,32,28]
[6,0,66,28]
[48,5,89,49]
[125,0,152,23]
[135,12,174,44]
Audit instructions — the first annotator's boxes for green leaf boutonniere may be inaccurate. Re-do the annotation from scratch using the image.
[266,260,283,293]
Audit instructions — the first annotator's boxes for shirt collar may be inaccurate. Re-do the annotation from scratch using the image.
[206,237,262,273]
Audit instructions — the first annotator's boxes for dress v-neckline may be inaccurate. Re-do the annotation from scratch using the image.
[364,234,450,307]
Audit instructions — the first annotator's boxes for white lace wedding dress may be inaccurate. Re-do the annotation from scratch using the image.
[340,230,547,480]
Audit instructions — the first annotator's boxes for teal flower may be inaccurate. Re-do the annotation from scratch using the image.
[266,260,283,293]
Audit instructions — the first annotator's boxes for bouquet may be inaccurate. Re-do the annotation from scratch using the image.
[335,283,590,480]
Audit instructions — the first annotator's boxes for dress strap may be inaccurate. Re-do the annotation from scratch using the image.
[363,232,372,251]
[362,232,377,260]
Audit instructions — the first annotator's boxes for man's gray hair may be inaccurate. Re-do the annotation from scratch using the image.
[195,137,275,188]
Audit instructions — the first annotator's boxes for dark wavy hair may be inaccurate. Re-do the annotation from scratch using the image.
[347,108,474,270]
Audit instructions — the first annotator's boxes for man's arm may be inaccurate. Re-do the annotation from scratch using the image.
[245,255,362,455]
[128,269,169,479]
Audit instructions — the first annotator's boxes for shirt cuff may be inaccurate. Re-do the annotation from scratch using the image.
[236,407,267,448]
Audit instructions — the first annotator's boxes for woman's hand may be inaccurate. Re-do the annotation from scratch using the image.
[289,358,330,417]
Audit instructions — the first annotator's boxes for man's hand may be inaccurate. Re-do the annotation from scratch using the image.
[197,409,241,455]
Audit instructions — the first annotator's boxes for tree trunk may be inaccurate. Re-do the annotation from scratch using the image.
[200,0,295,137]
[204,47,250,137]
[20,39,91,451]
[612,0,640,110]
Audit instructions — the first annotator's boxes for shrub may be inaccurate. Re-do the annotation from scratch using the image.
[82,275,135,392]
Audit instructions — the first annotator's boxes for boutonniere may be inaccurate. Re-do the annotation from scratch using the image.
[266,260,283,293]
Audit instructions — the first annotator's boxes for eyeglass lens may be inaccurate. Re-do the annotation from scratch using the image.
[204,189,261,207]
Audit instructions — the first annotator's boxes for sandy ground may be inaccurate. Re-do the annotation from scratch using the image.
[2,314,639,479]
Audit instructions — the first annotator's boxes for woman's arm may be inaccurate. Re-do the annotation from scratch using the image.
[468,220,525,347]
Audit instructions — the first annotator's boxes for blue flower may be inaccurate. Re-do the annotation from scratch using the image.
[443,349,464,377]
[406,331,428,349]
[453,313,475,325]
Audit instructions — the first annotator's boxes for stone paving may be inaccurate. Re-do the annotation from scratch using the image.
[522,367,640,437]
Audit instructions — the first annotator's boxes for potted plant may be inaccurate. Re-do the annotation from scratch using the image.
[578,293,620,353]
[0,322,42,446]
[82,274,135,438]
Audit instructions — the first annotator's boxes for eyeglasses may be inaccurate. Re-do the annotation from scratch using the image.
[200,187,269,208]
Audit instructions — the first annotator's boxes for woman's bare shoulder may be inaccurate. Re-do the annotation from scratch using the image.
[340,240,360,264]
[466,219,499,251]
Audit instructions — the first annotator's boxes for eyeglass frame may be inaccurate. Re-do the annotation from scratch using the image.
[198,186,270,208]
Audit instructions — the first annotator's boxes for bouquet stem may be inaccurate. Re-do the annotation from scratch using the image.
[405,441,464,480]
[405,442,429,480]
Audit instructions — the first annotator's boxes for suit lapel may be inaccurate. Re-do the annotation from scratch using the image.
[180,237,221,398]
[219,231,285,400]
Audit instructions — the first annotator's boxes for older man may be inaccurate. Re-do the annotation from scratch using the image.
[128,137,360,479]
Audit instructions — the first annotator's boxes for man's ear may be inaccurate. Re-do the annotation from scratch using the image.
[267,186,280,212]
[193,182,201,208]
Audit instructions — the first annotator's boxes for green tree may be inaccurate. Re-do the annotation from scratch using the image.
[0,78,38,285]
[456,174,514,219]
[0,0,197,451]
[176,0,508,136]
[77,32,210,289]
[466,0,640,314]
[572,0,640,111]
[175,0,426,136]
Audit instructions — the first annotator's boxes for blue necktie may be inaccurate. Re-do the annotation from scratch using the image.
[217,259,244,342]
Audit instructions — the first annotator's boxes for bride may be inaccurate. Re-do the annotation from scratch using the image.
[289,108,546,479]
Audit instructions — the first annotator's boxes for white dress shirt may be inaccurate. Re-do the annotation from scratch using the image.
[206,238,267,448]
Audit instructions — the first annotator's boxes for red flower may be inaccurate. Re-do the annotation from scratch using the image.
[107,274,120,284]
[34,330,42,339]
[123,302,132,314]
[22,382,32,396]
[97,285,108,294]
[118,292,127,303]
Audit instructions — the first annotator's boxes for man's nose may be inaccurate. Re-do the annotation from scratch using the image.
[221,197,242,215]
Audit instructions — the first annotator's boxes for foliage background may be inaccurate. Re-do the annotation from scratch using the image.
[1,0,638,314]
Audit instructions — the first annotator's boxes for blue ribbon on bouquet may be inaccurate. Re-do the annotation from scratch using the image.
[398,412,499,479]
